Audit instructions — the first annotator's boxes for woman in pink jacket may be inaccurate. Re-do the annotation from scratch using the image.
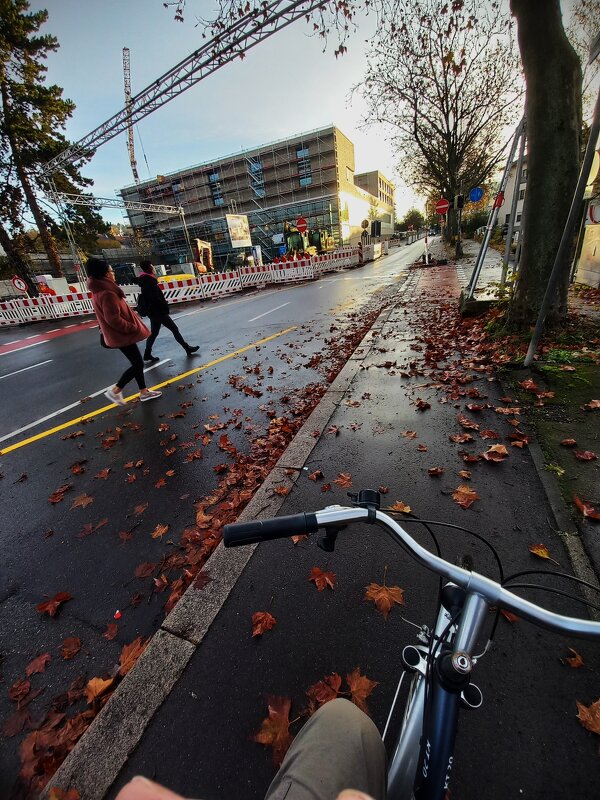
[87,258,162,405]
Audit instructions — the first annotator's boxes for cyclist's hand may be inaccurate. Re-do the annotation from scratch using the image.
[336,793,376,800]
[115,776,185,799]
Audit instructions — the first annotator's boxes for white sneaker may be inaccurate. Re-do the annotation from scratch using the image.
[140,389,162,402]
[105,388,127,406]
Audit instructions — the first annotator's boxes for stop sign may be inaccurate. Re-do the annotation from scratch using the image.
[435,198,450,215]
[296,217,308,233]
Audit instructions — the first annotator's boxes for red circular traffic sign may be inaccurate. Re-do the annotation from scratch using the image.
[435,198,450,215]
[296,217,308,233]
[11,275,28,293]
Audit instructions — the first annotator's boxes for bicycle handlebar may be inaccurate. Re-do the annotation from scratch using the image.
[223,503,600,639]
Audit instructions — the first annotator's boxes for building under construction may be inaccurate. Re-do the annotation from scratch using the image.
[119,125,395,269]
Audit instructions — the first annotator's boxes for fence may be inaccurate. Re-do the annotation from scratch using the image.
[0,246,367,327]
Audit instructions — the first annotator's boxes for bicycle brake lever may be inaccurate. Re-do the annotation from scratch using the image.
[317,525,345,552]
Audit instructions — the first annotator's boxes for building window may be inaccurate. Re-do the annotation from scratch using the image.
[519,189,525,200]
[208,170,224,206]
[297,146,312,187]
[516,214,522,222]
[505,213,510,223]
[521,168,527,182]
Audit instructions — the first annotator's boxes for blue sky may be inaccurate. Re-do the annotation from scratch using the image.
[33,0,420,224]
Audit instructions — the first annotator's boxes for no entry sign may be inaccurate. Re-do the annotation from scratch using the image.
[435,198,450,215]
[296,217,308,233]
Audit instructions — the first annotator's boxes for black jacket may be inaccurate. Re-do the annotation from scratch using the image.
[136,273,169,317]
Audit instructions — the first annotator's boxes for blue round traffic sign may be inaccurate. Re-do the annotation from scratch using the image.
[469,187,484,203]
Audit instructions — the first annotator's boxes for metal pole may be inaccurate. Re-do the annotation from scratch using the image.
[179,208,193,262]
[466,118,525,299]
[501,124,527,288]
[524,86,600,367]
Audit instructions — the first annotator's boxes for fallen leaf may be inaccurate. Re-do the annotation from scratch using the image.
[134,562,156,578]
[70,493,93,510]
[273,486,290,496]
[118,637,147,676]
[519,379,539,392]
[364,582,405,618]
[252,611,276,637]
[333,472,352,488]
[582,399,600,411]
[458,470,472,480]
[346,667,378,715]
[94,468,111,480]
[449,433,473,443]
[428,467,444,477]
[25,653,51,676]
[61,430,85,440]
[308,469,324,481]
[134,502,149,516]
[150,523,169,540]
[126,473,137,484]
[70,461,87,475]
[452,485,480,510]
[252,695,294,766]
[184,449,202,462]
[575,450,597,461]
[60,637,82,660]
[560,439,577,447]
[529,543,560,566]
[378,485,389,494]
[8,678,30,704]
[417,443,428,452]
[309,567,336,591]
[482,444,509,462]
[415,398,431,410]
[36,592,73,617]
[576,698,600,736]
[305,673,343,714]
[321,483,332,492]
[291,534,308,545]
[573,495,600,521]
[402,430,417,439]
[479,429,501,440]
[47,788,81,800]
[48,484,73,504]
[85,676,114,704]
[155,478,166,488]
[564,647,584,668]
[457,413,479,431]
[103,623,118,641]
[327,425,340,436]
[389,501,412,514]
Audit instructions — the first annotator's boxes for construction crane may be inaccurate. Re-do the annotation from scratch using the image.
[122,47,140,184]
[40,0,327,178]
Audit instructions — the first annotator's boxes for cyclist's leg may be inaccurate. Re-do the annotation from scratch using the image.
[265,699,386,800]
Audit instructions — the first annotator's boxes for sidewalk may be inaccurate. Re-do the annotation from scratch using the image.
[47,258,600,800]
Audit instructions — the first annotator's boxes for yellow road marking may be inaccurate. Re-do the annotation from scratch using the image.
[0,326,296,456]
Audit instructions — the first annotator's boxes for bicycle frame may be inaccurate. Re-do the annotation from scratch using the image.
[387,586,488,800]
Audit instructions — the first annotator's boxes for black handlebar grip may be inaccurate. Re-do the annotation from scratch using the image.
[223,513,319,547]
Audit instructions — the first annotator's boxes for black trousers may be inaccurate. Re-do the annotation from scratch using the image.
[117,343,146,390]
[144,313,188,355]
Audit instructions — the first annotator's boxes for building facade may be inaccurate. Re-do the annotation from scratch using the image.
[120,125,395,268]
[501,158,528,233]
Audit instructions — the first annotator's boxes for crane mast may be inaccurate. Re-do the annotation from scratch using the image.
[122,47,140,184]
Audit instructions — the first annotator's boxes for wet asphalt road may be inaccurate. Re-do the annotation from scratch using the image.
[0,241,424,794]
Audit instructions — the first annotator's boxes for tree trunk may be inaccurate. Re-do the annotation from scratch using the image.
[0,222,39,296]
[0,82,64,278]
[507,0,582,329]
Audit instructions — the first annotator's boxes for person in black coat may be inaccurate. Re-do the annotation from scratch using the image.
[136,261,199,362]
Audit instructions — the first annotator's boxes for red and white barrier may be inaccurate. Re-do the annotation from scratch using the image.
[0,247,378,326]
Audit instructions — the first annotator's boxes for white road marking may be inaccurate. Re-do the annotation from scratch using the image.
[0,359,53,381]
[25,335,38,339]
[0,359,170,443]
[48,328,61,332]
[0,340,44,357]
[248,302,290,322]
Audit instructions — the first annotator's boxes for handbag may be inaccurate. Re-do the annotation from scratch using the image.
[135,293,149,317]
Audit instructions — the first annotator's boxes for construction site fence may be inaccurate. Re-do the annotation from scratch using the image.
[0,247,365,327]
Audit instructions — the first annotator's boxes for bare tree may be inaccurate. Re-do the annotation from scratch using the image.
[360,0,520,253]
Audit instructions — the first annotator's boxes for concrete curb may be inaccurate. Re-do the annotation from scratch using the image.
[42,302,398,799]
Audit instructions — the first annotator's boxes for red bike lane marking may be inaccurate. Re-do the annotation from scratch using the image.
[0,320,98,355]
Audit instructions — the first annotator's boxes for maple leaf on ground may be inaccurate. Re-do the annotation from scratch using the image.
[70,493,93,510]
[449,433,473,443]
[70,461,87,475]
[306,673,343,714]
[327,425,341,436]
[457,413,479,431]
[334,472,352,488]
[291,534,308,545]
[94,468,111,480]
[415,398,431,411]
[378,485,389,494]
[134,502,149,516]
[389,500,412,514]
[155,478,166,488]
[428,467,444,477]
[364,581,405,619]
[573,495,600,521]
[529,543,560,566]
[25,653,51,676]
[134,562,156,578]
[452,485,480,510]
[581,399,600,411]
[118,637,148,676]
[308,469,324,481]
[85,676,114,704]
[60,637,82,660]
[252,611,276,637]
[482,444,509,462]
[150,523,169,540]
[48,788,81,800]
[36,592,73,617]
[8,678,30,703]
[346,667,378,716]
[309,567,336,591]
[48,484,73,504]
[519,378,539,392]
[575,450,598,461]
[417,443,428,452]
[402,430,417,439]
[273,485,290,496]
[252,695,295,766]
[560,439,577,447]
[458,470,472,480]
[103,623,118,641]
[479,429,501,440]
[564,647,584,668]
[321,483,332,492]
[576,698,600,737]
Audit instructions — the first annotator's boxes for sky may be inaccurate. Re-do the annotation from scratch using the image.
[32,0,422,226]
